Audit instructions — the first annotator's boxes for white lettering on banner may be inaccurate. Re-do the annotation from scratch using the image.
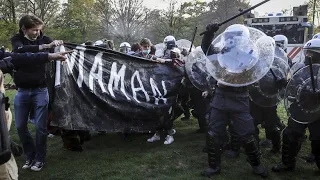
[162,81,168,96]
[150,78,167,105]
[67,46,86,74]
[77,51,85,87]
[67,49,170,105]
[108,62,131,100]
[67,51,78,74]
[131,71,150,103]
[89,52,107,93]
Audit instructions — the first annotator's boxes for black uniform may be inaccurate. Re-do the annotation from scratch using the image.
[184,78,210,131]
[250,101,281,153]
[201,24,267,177]
[272,57,320,172]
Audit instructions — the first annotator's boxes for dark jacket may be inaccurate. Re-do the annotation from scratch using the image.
[133,52,157,60]
[0,48,49,71]
[10,31,53,88]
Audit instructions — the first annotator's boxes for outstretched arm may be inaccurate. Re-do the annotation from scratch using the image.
[0,49,71,73]
[201,23,219,55]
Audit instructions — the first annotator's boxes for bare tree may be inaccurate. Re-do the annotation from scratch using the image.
[94,0,113,39]
[109,0,147,43]
[16,0,60,25]
[206,0,250,33]
[0,0,17,23]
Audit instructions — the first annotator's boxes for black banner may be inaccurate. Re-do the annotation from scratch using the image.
[49,43,184,132]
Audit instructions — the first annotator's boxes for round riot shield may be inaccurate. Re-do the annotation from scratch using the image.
[275,46,288,63]
[155,43,165,57]
[290,60,305,76]
[185,47,217,91]
[205,26,275,87]
[176,39,195,52]
[249,56,291,107]
[284,64,320,124]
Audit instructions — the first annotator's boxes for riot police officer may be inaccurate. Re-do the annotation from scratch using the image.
[201,23,267,177]
[119,42,131,54]
[272,38,320,172]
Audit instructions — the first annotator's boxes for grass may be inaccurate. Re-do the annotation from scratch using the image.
[5,76,319,180]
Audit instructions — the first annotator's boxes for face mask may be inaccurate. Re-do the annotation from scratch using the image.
[22,27,38,41]
[143,49,150,55]
[24,34,37,41]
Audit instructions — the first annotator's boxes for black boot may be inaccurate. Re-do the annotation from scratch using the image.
[225,129,240,159]
[311,140,320,169]
[272,130,301,172]
[269,128,281,154]
[201,134,222,177]
[243,135,268,178]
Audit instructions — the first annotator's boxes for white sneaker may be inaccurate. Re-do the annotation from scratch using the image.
[147,134,160,143]
[31,162,45,172]
[47,133,55,138]
[22,160,34,169]
[164,135,174,145]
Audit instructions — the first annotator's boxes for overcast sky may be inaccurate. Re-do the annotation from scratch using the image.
[143,0,307,16]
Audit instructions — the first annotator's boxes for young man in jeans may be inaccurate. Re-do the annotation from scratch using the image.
[11,14,63,171]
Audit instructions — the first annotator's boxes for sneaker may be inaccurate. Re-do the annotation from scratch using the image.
[164,135,174,145]
[147,134,160,143]
[47,133,55,138]
[22,160,34,169]
[31,162,45,171]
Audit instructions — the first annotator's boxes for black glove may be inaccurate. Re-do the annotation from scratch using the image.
[181,49,188,57]
[0,57,14,74]
[206,23,219,34]
[275,78,287,89]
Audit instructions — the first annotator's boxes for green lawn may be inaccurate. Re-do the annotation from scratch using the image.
[5,84,319,180]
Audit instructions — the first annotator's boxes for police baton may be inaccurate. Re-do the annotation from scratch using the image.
[189,26,198,52]
[308,57,316,92]
[199,0,271,36]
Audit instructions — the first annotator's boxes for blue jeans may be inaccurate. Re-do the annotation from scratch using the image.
[14,88,49,162]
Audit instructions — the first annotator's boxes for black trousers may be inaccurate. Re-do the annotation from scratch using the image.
[281,118,320,168]
[208,89,255,142]
[189,88,210,130]
[250,101,281,147]
[206,87,261,168]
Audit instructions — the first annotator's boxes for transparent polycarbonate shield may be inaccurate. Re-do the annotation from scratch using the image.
[176,39,195,52]
[185,47,216,91]
[284,64,320,124]
[205,27,275,87]
[155,43,165,57]
[249,56,291,107]
[275,46,288,64]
